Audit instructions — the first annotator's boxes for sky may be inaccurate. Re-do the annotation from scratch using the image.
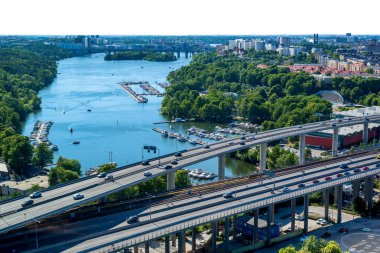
[1,0,379,35]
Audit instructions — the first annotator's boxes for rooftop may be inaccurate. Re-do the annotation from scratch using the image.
[336,106,380,117]
[321,122,380,136]
[0,162,8,174]
[1,176,49,191]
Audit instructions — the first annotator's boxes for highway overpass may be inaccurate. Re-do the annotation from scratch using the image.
[21,149,380,252]
[0,115,379,236]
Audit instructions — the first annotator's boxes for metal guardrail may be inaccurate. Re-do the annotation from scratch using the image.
[88,167,380,253]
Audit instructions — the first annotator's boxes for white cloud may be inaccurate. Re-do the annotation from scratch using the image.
[1,0,379,35]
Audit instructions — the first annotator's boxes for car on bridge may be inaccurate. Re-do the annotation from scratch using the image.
[144,171,152,177]
[104,174,114,181]
[363,166,369,171]
[344,171,351,176]
[126,215,139,224]
[141,160,150,166]
[354,168,361,173]
[324,176,332,181]
[73,193,84,200]
[223,192,235,198]
[298,183,305,188]
[313,179,320,184]
[228,141,234,145]
[240,141,246,145]
[175,152,182,157]
[97,172,107,178]
[282,187,291,192]
[339,163,348,169]
[164,165,172,170]
[29,191,41,199]
[204,145,210,149]
[21,199,34,207]
[336,173,344,178]
[171,160,178,165]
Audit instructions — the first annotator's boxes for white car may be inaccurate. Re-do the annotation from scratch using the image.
[320,220,329,226]
[316,218,324,224]
[363,227,371,232]
[73,193,84,200]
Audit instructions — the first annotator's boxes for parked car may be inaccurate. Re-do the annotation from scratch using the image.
[320,220,329,226]
[171,160,178,165]
[282,187,291,192]
[223,192,235,199]
[325,176,332,181]
[21,199,34,207]
[339,227,349,233]
[316,218,324,224]
[144,171,152,177]
[336,173,344,178]
[175,152,182,157]
[363,166,369,171]
[354,168,361,173]
[298,183,305,188]
[141,160,150,166]
[97,172,107,178]
[321,232,331,238]
[363,227,371,232]
[126,215,139,224]
[73,193,84,200]
[313,179,320,184]
[29,191,41,199]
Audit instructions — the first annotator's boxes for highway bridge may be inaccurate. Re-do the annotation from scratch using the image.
[14,149,380,252]
[0,116,379,245]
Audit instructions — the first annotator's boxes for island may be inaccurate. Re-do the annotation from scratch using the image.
[104,51,177,62]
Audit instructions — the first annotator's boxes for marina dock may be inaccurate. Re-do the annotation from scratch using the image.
[119,82,148,103]
[29,121,58,151]
[139,82,164,96]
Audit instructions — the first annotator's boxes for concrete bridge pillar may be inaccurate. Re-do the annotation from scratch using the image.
[165,235,170,253]
[218,154,225,180]
[191,227,197,252]
[171,234,176,247]
[178,230,185,253]
[291,198,296,231]
[259,143,267,173]
[225,217,230,252]
[167,171,175,191]
[176,51,180,58]
[145,242,150,253]
[299,134,306,165]
[270,203,275,224]
[332,126,339,156]
[253,209,259,244]
[211,221,218,252]
[365,176,374,215]
[304,194,309,234]
[363,120,369,145]
[134,245,139,253]
[337,185,343,224]
[266,205,272,246]
[323,189,330,220]
[185,52,189,58]
[232,215,237,241]
[352,180,360,200]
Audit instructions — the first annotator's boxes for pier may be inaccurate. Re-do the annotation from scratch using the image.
[119,82,148,103]
[29,121,58,151]
[157,82,171,89]
[139,82,164,96]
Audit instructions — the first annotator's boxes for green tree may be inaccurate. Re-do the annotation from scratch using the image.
[301,235,327,253]
[98,163,117,173]
[175,169,191,188]
[279,245,297,253]
[352,197,367,214]
[2,134,33,175]
[48,168,59,186]
[56,156,81,175]
[321,241,344,253]
[32,142,53,169]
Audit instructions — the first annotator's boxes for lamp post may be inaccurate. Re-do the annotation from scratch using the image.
[33,218,41,249]
[145,192,155,220]
[157,148,161,165]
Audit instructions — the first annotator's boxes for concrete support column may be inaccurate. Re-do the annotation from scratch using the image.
[323,189,330,220]
[134,245,138,253]
[299,134,306,165]
[352,180,360,200]
[225,217,230,252]
[337,185,343,224]
[171,234,176,247]
[259,143,267,173]
[218,154,225,180]
[232,215,237,241]
[191,227,197,253]
[253,209,259,244]
[365,176,374,216]
[165,236,170,253]
[304,194,309,234]
[334,186,339,205]
[332,127,339,156]
[266,205,272,246]
[145,242,150,253]
[178,230,185,253]
[167,171,175,191]
[363,120,369,145]
[212,221,218,252]
[291,198,296,231]
[270,203,275,224]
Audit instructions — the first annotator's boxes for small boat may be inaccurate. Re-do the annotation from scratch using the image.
[198,173,208,179]
[141,66,144,68]
[50,145,59,151]
[205,173,216,179]
[87,109,92,112]
[72,140,80,145]
[161,130,168,137]
[69,128,73,133]
[177,136,187,142]
[169,125,174,129]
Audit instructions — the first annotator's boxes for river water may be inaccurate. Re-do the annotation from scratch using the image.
[22,53,256,180]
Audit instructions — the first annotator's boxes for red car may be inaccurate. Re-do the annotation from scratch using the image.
[313,179,320,184]
[336,173,344,178]
[363,166,369,171]
[325,176,332,181]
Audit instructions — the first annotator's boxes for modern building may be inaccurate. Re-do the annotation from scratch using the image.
[279,37,291,47]
[0,161,9,182]
[236,215,280,240]
[254,41,265,51]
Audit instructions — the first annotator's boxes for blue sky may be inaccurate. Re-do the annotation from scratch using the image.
[2,0,379,35]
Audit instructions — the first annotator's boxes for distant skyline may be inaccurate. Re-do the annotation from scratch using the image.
[2,0,379,36]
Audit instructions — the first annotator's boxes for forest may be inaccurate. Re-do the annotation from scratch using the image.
[104,51,177,62]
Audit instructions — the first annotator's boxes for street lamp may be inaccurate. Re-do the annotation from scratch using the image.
[145,192,156,220]
[33,218,41,249]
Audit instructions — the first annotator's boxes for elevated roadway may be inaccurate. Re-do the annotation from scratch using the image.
[0,115,379,235]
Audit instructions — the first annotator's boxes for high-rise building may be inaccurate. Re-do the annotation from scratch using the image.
[313,33,319,44]
[279,37,291,47]
[254,41,265,51]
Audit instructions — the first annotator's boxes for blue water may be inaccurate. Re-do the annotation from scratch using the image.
[22,53,256,179]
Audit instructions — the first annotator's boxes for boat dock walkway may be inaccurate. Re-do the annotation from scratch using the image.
[29,121,58,151]
[119,83,148,103]
[152,128,207,146]
[139,83,164,96]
